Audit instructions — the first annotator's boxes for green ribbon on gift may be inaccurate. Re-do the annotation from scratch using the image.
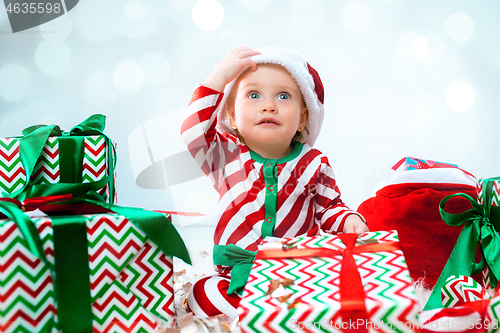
[52,214,94,333]
[0,199,47,263]
[423,177,500,311]
[1,192,191,333]
[4,114,116,203]
[213,244,257,295]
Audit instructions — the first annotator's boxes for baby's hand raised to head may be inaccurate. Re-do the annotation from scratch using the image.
[204,46,261,92]
[343,214,369,234]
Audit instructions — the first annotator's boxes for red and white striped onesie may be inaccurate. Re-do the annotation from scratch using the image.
[181,85,359,251]
[182,85,361,318]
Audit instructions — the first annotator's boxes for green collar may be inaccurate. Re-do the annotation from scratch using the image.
[249,141,303,164]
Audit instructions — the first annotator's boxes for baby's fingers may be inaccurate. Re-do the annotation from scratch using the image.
[242,58,258,71]
[227,46,260,62]
[228,45,251,55]
[230,46,258,55]
[235,47,260,71]
[236,48,261,59]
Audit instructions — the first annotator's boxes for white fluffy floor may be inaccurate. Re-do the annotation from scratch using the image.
[413,279,434,312]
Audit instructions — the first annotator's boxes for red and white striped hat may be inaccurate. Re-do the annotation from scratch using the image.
[217,46,325,147]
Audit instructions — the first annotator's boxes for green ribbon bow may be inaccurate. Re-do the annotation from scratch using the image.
[1,192,191,333]
[5,114,116,203]
[213,244,257,295]
[424,177,500,311]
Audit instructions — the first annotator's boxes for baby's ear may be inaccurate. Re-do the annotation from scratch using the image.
[299,108,309,129]
[225,105,237,127]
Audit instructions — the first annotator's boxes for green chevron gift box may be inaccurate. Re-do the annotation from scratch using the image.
[479,178,500,293]
[423,176,500,313]
[478,178,500,208]
[0,198,190,333]
[0,114,116,204]
[238,230,420,333]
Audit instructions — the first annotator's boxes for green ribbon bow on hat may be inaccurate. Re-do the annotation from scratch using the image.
[4,114,116,203]
[424,177,500,311]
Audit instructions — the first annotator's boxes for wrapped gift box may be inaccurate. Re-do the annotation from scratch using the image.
[423,176,500,313]
[0,115,116,203]
[419,275,496,332]
[487,290,500,333]
[477,177,500,293]
[478,178,499,207]
[238,230,420,333]
[0,210,184,333]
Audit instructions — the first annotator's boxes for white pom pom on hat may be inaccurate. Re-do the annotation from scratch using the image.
[216,46,325,147]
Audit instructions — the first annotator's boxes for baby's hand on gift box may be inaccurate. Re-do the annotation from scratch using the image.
[343,214,369,233]
[204,46,261,92]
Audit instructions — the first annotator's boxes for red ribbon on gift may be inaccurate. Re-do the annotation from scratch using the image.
[154,210,205,217]
[0,194,73,211]
[0,194,115,217]
[256,233,401,333]
[0,195,207,218]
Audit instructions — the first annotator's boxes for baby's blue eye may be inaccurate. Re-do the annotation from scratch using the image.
[277,93,289,100]
[248,92,260,99]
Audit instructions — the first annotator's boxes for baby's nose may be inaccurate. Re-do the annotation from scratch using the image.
[261,100,277,112]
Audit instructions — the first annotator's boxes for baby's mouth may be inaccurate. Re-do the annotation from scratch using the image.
[258,118,280,125]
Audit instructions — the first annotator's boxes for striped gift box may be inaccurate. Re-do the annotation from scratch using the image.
[0,213,174,333]
[238,230,420,333]
[478,178,500,207]
[0,135,116,203]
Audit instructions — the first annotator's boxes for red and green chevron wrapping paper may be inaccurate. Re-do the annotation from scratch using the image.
[238,230,420,333]
[418,276,499,332]
[0,213,174,333]
[441,275,491,308]
[478,178,500,207]
[0,135,116,203]
[477,178,499,292]
[487,289,500,333]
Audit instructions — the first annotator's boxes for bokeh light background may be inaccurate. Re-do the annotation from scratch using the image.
[1,0,499,274]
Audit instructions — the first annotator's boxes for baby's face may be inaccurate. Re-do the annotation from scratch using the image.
[228,64,308,154]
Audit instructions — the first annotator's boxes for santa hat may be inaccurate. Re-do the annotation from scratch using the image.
[217,46,325,147]
[357,157,478,289]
